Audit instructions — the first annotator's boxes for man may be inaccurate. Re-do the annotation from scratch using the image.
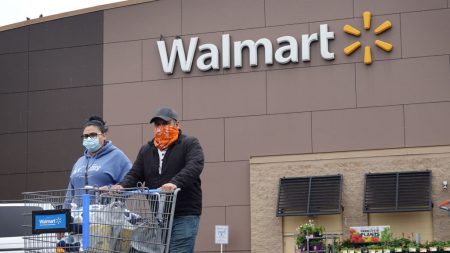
[111,107,204,253]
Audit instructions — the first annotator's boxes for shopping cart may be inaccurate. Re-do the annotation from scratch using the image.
[22,187,179,253]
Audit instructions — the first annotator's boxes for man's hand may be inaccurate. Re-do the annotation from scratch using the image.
[160,183,177,192]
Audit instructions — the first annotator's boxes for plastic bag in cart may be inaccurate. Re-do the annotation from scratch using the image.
[130,221,165,253]
[89,200,137,252]
[130,194,167,253]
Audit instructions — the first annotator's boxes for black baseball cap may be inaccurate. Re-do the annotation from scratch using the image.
[149,107,179,123]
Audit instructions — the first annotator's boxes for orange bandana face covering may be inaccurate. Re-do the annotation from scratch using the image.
[153,125,179,150]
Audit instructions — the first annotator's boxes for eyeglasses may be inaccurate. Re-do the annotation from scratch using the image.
[81,133,102,139]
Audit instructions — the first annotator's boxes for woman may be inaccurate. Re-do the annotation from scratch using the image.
[65,116,132,206]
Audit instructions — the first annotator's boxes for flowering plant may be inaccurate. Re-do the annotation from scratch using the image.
[296,220,325,248]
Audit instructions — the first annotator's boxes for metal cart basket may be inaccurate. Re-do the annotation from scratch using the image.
[23,187,179,253]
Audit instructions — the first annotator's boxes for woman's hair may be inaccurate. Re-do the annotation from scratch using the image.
[84,116,108,133]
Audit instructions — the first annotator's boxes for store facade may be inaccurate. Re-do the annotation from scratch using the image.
[0,0,449,252]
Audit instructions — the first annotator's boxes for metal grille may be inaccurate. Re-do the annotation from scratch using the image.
[364,171,432,213]
[276,175,342,216]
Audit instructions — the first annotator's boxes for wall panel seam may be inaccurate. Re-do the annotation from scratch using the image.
[134,51,450,83]
[203,204,250,208]
[138,54,449,84]
[27,42,103,53]
[354,63,358,108]
[25,25,30,191]
[399,13,403,59]
[263,0,267,27]
[402,104,406,147]
[25,84,104,93]
[141,40,143,81]
[310,111,314,153]
[0,50,29,56]
[223,117,226,162]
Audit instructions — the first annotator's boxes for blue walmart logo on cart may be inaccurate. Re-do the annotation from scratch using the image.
[35,214,66,230]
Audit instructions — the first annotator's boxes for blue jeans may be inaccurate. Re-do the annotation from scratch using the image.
[169,215,200,253]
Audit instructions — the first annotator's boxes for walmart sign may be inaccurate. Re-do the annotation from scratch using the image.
[157,11,393,74]
[157,24,335,74]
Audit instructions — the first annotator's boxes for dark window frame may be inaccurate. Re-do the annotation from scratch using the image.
[276,175,343,217]
[363,170,432,213]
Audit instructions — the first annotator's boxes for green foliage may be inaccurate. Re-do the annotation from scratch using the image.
[309,239,324,246]
[296,220,326,248]
[366,244,382,249]
[380,227,393,242]
[296,224,450,252]
[428,241,445,248]
[406,242,418,249]
[393,238,413,248]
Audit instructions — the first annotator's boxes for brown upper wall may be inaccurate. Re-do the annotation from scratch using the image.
[0,27,28,54]
[29,12,103,51]
[354,0,447,16]
[0,9,104,197]
[402,9,450,57]
[104,0,181,43]
[182,0,265,34]
[0,0,155,32]
[102,0,450,156]
[265,0,353,26]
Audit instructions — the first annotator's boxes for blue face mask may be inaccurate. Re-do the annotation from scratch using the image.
[83,137,101,153]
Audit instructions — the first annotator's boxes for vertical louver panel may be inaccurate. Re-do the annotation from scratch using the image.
[277,175,342,216]
[364,171,431,213]
[364,173,397,211]
[397,171,432,210]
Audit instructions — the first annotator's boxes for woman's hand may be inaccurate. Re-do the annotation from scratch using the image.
[99,184,124,191]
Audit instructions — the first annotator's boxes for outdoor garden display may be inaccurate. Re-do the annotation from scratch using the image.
[339,230,450,253]
[295,221,450,253]
[296,220,326,252]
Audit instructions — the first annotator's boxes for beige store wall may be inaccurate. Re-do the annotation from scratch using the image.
[250,146,450,253]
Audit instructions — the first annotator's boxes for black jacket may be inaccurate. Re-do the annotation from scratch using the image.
[120,131,204,216]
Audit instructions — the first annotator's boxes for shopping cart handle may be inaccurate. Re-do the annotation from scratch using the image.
[121,189,161,196]
[131,189,160,194]
[123,188,180,195]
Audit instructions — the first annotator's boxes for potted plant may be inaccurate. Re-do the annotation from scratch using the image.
[310,238,325,251]
[444,240,450,252]
[380,228,393,243]
[418,244,427,253]
[367,244,382,253]
[296,220,326,252]
[382,241,395,253]
[391,238,412,253]
[407,242,418,253]
[427,241,442,252]
[339,239,352,253]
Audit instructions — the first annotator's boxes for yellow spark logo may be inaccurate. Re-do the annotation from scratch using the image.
[343,11,393,65]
